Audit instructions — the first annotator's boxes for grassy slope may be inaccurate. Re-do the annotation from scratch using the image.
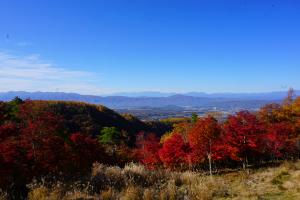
[218,161,300,200]
[22,160,300,200]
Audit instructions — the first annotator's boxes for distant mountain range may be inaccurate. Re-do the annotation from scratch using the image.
[112,91,299,100]
[0,90,297,109]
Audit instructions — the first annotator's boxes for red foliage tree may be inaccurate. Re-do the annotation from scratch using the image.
[66,132,107,172]
[263,122,294,159]
[159,133,190,169]
[0,132,22,187]
[0,101,68,186]
[17,101,67,174]
[188,116,221,175]
[222,111,266,169]
[1,100,110,188]
[17,100,64,135]
[134,132,161,169]
[0,122,18,141]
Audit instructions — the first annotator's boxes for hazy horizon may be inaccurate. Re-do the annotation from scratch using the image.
[0,89,298,97]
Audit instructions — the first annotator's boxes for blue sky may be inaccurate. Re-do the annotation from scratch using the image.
[0,0,299,95]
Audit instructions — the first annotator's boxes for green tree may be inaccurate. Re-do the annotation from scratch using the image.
[7,96,24,121]
[98,127,121,144]
[191,113,198,124]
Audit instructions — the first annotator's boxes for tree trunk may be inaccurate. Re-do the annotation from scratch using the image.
[208,139,213,176]
[208,153,212,176]
[242,161,246,171]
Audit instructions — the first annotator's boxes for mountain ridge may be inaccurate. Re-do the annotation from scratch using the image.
[0,90,293,109]
[112,90,299,99]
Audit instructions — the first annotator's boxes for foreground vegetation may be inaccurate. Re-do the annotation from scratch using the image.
[2,160,296,200]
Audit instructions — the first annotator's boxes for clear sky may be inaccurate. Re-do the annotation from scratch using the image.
[0,0,299,95]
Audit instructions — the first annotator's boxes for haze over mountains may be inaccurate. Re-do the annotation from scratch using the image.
[0,90,297,109]
[112,91,298,100]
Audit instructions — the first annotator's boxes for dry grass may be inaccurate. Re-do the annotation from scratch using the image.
[0,191,7,200]
[99,188,115,200]
[23,161,300,200]
[120,186,141,200]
